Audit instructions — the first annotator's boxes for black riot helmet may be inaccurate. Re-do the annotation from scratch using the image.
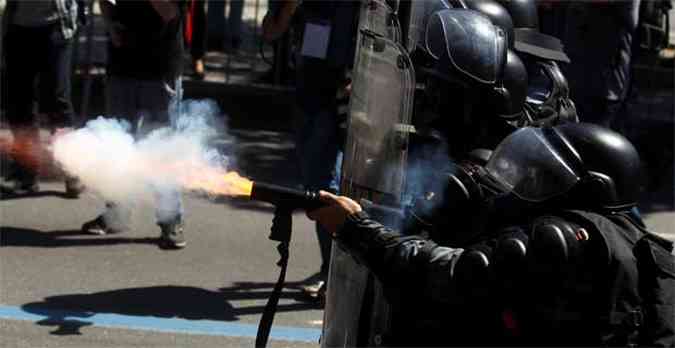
[421,9,527,150]
[496,0,538,29]
[425,9,507,86]
[500,49,528,120]
[485,123,642,210]
[465,0,515,47]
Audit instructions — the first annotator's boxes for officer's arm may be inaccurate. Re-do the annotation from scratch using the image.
[309,192,465,300]
[337,210,465,298]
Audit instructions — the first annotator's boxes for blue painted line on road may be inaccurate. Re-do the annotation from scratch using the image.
[0,305,321,343]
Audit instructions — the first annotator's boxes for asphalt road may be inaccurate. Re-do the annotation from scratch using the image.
[0,120,673,348]
[0,125,325,347]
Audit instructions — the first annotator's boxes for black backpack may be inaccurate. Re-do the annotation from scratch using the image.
[564,210,675,347]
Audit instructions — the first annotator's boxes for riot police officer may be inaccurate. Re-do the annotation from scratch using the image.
[309,122,675,346]
[323,6,524,346]
[313,2,674,346]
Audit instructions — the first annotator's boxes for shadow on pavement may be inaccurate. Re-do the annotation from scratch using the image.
[21,283,322,336]
[207,195,276,213]
[0,185,76,201]
[0,227,158,248]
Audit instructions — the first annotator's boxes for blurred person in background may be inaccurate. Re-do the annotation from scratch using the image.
[1,0,86,196]
[261,0,297,84]
[80,0,188,250]
[262,0,296,42]
[540,0,641,130]
[207,0,243,53]
[288,0,359,300]
[186,0,207,80]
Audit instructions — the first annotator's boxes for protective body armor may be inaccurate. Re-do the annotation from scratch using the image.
[336,208,675,346]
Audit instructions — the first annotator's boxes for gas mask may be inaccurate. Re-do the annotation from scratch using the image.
[408,153,510,245]
[522,60,578,126]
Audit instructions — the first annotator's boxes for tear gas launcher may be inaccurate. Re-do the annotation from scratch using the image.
[248,181,327,212]
[231,180,327,348]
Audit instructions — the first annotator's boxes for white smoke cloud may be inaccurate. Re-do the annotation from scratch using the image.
[50,99,230,216]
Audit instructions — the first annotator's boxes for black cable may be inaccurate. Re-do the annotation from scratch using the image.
[255,206,293,348]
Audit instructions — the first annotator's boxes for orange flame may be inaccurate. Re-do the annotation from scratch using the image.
[181,168,253,197]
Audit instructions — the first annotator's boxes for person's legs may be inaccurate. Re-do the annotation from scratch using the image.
[82,76,139,235]
[295,101,341,294]
[207,0,225,51]
[105,76,139,124]
[225,0,244,51]
[191,0,208,79]
[308,114,341,277]
[38,24,75,130]
[154,183,186,249]
[4,25,42,191]
[294,59,343,294]
[38,23,82,197]
[137,78,186,249]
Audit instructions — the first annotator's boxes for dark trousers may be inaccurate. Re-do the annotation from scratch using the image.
[295,58,344,276]
[3,23,75,129]
[2,24,75,182]
[189,0,208,60]
[575,97,624,129]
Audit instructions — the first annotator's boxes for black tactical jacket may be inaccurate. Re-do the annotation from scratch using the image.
[336,210,675,347]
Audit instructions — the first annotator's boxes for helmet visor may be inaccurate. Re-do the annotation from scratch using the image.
[525,64,552,105]
[485,127,581,202]
[425,9,506,84]
[407,0,450,52]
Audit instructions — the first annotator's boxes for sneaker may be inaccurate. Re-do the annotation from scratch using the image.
[12,178,40,194]
[192,59,205,80]
[81,215,122,235]
[8,164,39,194]
[158,220,186,249]
[298,272,327,302]
[64,177,84,199]
[301,279,326,301]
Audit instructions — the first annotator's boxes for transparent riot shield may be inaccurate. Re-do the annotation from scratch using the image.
[321,28,415,348]
[341,33,414,202]
[359,0,403,43]
[404,0,450,52]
